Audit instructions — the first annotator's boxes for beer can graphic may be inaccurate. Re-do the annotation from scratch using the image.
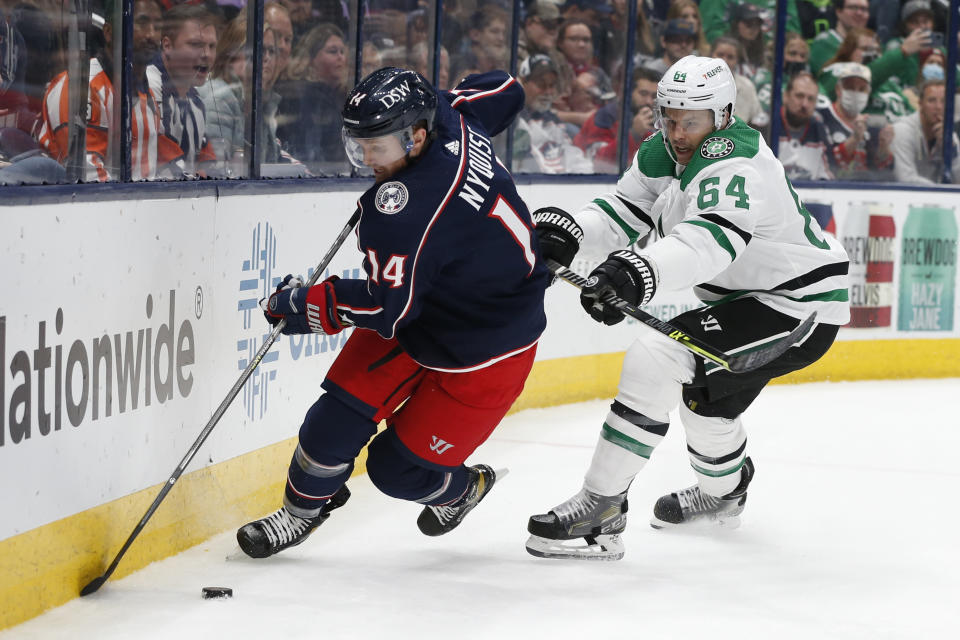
[841,202,895,327]
[897,204,957,331]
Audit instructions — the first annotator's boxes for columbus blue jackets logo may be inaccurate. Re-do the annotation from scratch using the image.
[701,137,735,159]
[375,181,409,214]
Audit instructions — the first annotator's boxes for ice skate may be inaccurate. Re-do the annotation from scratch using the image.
[237,484,351,558]
[650,457,754,530]
[417,465,504,536]
[525,488,628,561]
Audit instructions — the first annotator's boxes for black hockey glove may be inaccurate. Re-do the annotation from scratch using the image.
[532,206,584,269]
[580,250,657,326]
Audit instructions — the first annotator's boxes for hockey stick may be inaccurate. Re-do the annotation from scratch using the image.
[80,208,361,596]
[546,259,817,374]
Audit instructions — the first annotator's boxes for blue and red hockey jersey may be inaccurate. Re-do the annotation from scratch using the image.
[332,71,551,371]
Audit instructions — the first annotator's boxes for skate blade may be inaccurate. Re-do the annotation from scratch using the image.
[525,534,624,561]
[650,513,742,531]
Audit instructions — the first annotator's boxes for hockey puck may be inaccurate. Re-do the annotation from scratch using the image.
[201,587,233,599]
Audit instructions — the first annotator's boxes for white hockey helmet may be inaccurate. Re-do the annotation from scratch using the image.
[656,55,737,130]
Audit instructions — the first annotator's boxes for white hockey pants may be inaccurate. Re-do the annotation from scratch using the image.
[583,330,747,498]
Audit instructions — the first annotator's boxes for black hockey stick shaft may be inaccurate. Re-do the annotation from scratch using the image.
[546,259,817,373]
[80,208,361,597]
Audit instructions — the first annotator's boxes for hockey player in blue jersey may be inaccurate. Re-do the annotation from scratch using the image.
[237,67,551,558]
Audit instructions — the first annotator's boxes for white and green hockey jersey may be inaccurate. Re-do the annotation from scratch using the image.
[574,117,851,326]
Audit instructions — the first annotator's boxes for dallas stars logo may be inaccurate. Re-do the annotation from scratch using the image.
[701,137,735,159]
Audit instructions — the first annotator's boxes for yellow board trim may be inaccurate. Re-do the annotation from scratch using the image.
[2,338,958,630]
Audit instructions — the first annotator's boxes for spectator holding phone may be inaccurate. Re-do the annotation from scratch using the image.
[883,0,940,89]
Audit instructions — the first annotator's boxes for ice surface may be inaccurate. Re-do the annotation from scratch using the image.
[6,379,958,639]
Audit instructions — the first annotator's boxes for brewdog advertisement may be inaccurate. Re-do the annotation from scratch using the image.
[897,204,957,332]
[829,194,959,336]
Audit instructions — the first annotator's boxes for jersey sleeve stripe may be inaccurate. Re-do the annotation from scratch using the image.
[773,261,849,291]
[614,194,656,230]
[337,303,382,315]
[592,198,640,243]
[699,213,752,245]
[450,76,516,107]
[784,288,850,303]
[682,219,737,261]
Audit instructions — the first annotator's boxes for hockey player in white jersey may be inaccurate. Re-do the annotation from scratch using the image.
[526,56,850,560]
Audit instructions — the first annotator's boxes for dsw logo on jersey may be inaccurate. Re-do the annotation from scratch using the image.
[429,436,455,454]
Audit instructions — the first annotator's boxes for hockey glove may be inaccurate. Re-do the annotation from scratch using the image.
[262,274,347,335]
[580,250,657,326]
[532,206,584,269]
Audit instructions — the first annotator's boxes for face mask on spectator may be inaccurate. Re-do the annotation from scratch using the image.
[783,61,808,76]
[840,90,869,115]
[922,64,945,81]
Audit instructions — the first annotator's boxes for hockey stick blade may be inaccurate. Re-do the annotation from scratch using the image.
[546,259,816,373]
[80,208,362,597]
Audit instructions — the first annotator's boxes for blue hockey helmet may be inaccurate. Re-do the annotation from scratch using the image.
[342,67,438,138]
[341,67,438,168]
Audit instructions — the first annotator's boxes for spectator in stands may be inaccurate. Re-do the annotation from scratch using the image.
[726,3,768,70]
[513,53,592,174]
[783,31,811,76]
[778,71,833,181]
[724,6,775,129]
[361,39,385,78]
[554,67,616,132]
[451,5,509,76]
[609,0,655,67]
[37,0,181,181]
[1,3,63,185]
[868,0,901,45]
[573,66,659,174]
[277,22,348,173]
[557,20,603,77]
[280,0,318,42]
[0,5,33,135]
[559,1,617,72]
[891,78,960,183]
[817,62,894,180]
[710,36,767,129]
[408,41,450,90]
[820,26,921,122]
[637,19,697,76]
[198,15,286,174]
[883,0,938,89]
[809,0,872,74]
[700,0,801,44]
[147,4,219,176]
[518,1,575,103]
[796,0,836,42]
[667,0,710,55]
[8,0,59,114]
[265,2,294,81]
[519,0,561,60]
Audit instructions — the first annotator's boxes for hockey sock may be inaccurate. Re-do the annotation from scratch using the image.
[679,404,747,497]
[284,443,354,518]
[584,400,669,496]
[366,429,470,504]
